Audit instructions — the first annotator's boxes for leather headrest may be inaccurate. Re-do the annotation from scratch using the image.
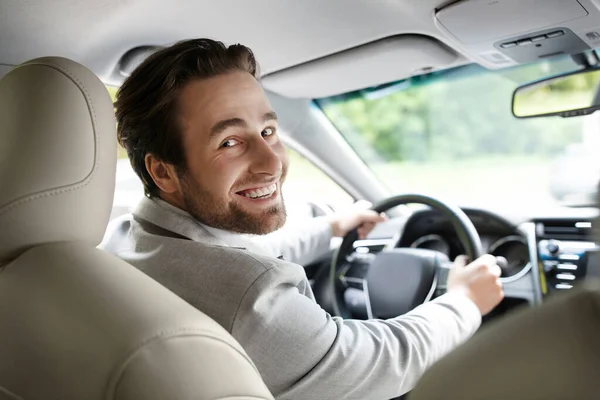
[0,57,117,262]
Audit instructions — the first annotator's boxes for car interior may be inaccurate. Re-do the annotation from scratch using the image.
[0,57,274,400]
[2,0,600,398]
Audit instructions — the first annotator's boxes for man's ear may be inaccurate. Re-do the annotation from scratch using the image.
[145,153,180,194]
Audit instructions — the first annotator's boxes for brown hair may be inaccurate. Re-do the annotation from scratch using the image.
[115,38,260,197]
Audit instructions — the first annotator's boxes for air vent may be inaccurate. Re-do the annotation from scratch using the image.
[536,219,594,240]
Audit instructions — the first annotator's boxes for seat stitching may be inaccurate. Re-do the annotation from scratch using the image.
[0,60,102,217]
[106,328,260,400]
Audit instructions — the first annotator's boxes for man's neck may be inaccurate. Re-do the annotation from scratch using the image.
[158,192,187,213]
[154,195,249,238]
[149,196,280,259]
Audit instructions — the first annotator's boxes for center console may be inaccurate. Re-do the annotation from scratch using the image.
[534,219,598,297]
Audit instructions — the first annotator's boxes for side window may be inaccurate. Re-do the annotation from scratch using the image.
[283,149,354,224]
[107,86,146,221]
[107,85,118,103]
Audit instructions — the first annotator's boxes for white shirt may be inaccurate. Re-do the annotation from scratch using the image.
[156,198,334,265]
[103,196,483,399]
[201,224,281,259]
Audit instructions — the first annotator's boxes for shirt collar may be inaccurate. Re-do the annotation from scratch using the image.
[133,196,226,247]
[199,223,276,257]
[133,196,276,257]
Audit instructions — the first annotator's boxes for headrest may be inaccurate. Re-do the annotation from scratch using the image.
[0,57,117,262]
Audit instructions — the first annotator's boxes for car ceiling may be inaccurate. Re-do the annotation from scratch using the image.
[0,0,470,97]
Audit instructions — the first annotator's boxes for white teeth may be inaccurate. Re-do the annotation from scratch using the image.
[242,184,277,199]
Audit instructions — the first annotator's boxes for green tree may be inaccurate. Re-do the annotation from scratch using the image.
[320,61,583,166]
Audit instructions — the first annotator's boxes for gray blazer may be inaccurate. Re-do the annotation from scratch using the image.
[101,197,482,400]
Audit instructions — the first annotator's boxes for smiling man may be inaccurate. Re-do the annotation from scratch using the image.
[164,75,286,235]
[102,39,504,399]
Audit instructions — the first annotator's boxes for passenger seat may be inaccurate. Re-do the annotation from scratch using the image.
[0,57,273,400]
[411,280,600,400]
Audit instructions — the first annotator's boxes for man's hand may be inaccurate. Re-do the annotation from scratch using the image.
[447,254,504,315]
[329,206,386,239]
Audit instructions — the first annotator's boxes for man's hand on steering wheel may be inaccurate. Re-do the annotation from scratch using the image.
[448,254,504,315]
[329,203,387,239]
[330,194,509,319]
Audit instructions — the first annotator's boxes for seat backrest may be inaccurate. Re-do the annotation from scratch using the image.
[0,57,273,400]
[410,280,600,400]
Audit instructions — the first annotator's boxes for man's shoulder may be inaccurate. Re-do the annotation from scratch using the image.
[103,213,296,276]
[101,213,307,331]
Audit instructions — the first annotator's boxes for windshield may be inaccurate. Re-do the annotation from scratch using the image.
[316,57,600,208]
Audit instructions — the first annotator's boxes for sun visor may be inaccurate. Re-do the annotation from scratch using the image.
[261,35,461,99]
[435,0,600,69]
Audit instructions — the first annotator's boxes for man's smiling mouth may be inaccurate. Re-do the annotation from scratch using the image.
[236,183,278,199]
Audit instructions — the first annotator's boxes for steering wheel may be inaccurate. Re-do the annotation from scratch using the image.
[330,194,483,319]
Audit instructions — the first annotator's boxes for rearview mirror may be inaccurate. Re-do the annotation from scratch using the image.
[512,68,600,118]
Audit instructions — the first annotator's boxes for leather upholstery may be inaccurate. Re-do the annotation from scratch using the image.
[411,280,600,400]
[0,57,273,400]
[0,57,116,262]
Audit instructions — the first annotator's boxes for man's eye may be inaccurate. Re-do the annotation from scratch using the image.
[262,127,276,137]
[221,139,239,148]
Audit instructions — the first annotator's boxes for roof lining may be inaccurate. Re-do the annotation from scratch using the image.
[261,34,462,98]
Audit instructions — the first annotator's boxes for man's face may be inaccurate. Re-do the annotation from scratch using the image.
[174,71,289,235]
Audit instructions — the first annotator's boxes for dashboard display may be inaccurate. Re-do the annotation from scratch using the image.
[489,236,530,279]
[410,234,451,256]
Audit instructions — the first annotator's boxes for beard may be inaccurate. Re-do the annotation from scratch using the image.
[178,169,287,235]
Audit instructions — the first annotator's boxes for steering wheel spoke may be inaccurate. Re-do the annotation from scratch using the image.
[331,194,482,319]
[436,260,454,291]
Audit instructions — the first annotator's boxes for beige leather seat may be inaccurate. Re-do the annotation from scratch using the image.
[0,57,273,400]
[411,280,600,400]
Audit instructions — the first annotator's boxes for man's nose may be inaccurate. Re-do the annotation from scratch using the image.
[248,137,282,176]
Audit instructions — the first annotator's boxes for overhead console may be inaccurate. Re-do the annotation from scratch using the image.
[435,0,600,68]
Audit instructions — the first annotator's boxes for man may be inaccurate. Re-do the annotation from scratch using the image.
[102,38,504,399]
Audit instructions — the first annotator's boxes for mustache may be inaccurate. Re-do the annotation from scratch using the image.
[233,166,288,192]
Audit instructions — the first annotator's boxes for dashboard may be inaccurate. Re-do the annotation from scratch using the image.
[330,206,600,322]
[395,209,531,282]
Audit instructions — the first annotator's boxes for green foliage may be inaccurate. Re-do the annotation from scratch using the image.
[105,85,127,158]
[106,85,118,102]
[318,62,586,167]
[548,69,600,92]
[514,70,600,116]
